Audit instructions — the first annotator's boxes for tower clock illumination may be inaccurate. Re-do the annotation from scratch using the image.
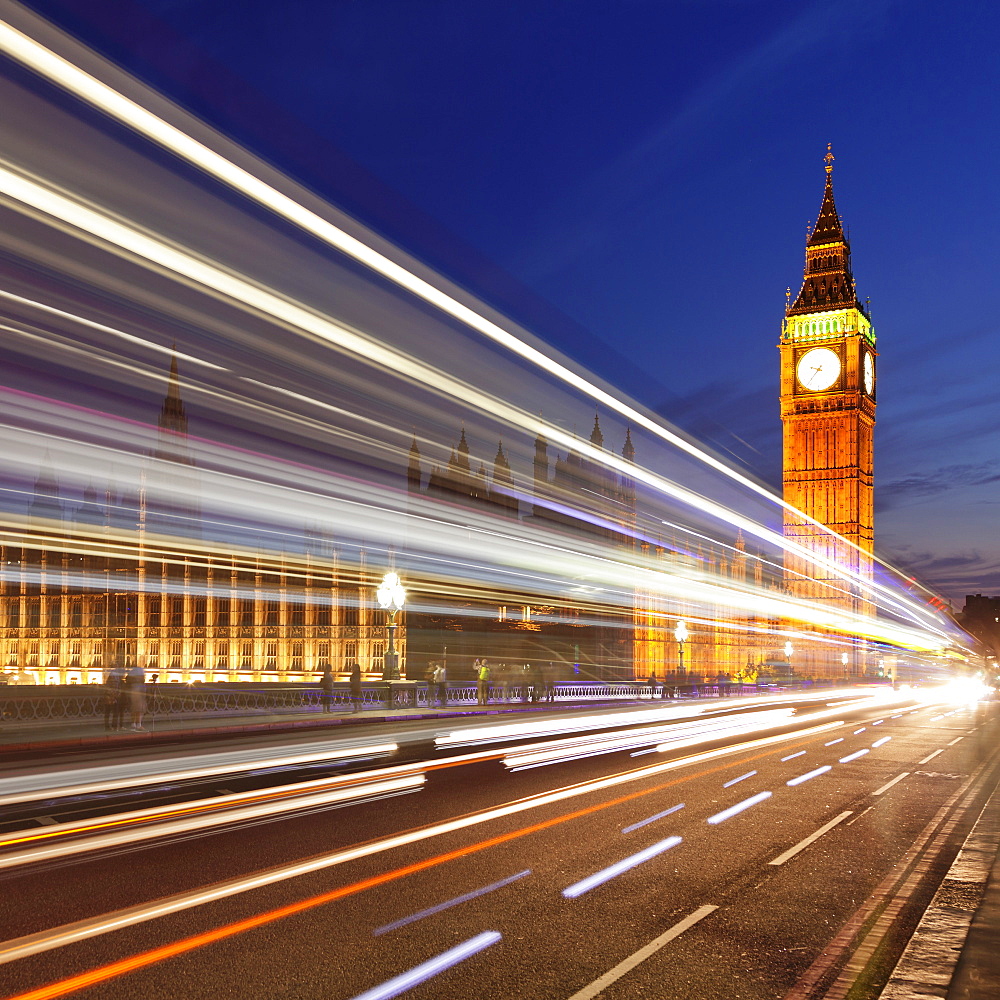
[779,145,876,617]
[796,347,841,391]
[863,351,875,395]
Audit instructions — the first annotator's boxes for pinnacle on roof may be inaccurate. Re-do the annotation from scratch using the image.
[590,409,604,448]
[408,433,420,458]
[622,426,634,461]
[807,144,845,246]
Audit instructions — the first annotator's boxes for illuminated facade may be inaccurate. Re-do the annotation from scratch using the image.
[0,363,399,684]
[780,148,877,674]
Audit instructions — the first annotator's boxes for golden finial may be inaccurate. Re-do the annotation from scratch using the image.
[824,142,835,174]
[785,286,791,305]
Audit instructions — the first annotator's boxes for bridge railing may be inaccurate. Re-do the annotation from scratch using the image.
[0,678,790,724]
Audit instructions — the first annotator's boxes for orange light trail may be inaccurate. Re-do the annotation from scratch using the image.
[1,731,831,1000]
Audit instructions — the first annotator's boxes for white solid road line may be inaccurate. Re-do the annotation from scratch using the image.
[769,811,853,866]
[873,772,910,796]
[919,749,945,764]
[846,805,875,827]
[565,905,718,1000]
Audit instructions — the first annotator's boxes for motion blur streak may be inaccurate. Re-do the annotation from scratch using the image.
[0,742,399,807]
[786,765,832,787]
[0,6,964,651]
[0,12,874,545]
[372,871,530,936]
[562,835,683,898]
[349,932,502,1000]
[0,721,842,971]
[0,707,827,863]
[622,802,685,834]
[504,709,797,770]
[0,774,425,870]
[706,791,773,825]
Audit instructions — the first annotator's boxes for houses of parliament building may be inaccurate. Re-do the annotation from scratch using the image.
[0,151,877,685]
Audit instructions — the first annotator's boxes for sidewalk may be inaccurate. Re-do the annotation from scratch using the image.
[0,695,654,757]
[882,759,1000,998]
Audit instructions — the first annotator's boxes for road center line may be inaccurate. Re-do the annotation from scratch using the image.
[622,802,684,834]
[722,770,757,788]
[373,871,530,936]
[846,805,874,826]
[565,905,718,1000]
[707,791,772,824]
[873,772,909,796]
[918,749,944,764]
[563,836,682,898]
[350,931,501,1000]
[787,766,832,787]
[769,811,853,866]
[947,737,964,746]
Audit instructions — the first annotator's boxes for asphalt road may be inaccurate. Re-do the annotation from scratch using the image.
[0,690,996,1000]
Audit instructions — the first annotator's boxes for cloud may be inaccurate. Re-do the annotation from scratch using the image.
[879,544,1000,606]
[876,460,1000,511]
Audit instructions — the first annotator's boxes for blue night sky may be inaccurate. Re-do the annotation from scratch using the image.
[18,0,1000,605]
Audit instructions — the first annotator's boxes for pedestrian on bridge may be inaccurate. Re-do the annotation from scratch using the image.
[349,661,363,712]
[476,658,490,705]
[319,665,335,713]
[125,658,147,732]
[103,660,126,731]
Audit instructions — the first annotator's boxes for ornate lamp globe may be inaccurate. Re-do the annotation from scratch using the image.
[377,572,406,612]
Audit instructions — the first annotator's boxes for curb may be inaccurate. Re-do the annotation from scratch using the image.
[880,772,1000,998]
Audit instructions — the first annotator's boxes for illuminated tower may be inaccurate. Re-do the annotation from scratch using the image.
[780,147,876,613]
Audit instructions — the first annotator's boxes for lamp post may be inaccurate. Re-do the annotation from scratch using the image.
[675,620,689,677]
[376,572,405,681]
[841,651,849,681]
[784,641,793,677]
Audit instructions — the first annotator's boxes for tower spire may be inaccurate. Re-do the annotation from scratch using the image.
[788,146,863,316]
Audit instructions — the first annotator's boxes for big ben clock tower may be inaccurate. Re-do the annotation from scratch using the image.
[780,146,876,613]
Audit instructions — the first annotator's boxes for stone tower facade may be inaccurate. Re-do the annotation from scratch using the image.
[780,147,877,626]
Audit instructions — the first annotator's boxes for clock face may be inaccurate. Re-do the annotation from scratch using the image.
[796,347,841,391]
[863,352,875,395]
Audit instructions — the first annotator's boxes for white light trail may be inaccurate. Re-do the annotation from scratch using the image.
[0,7,962,651]
[0,741,399,808]
[786,765,832,787]
[621,803,685,834]
[562,836,682,898]
[0,715,843,965]
[349,932,502,1000]
[706,791,772,824]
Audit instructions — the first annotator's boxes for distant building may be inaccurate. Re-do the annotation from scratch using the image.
[960,594,1000,658]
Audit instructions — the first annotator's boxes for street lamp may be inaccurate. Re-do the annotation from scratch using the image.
[675,620,689,677]
[841,651,849,679]
[377,572,405,681]
[784,641,793,676]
